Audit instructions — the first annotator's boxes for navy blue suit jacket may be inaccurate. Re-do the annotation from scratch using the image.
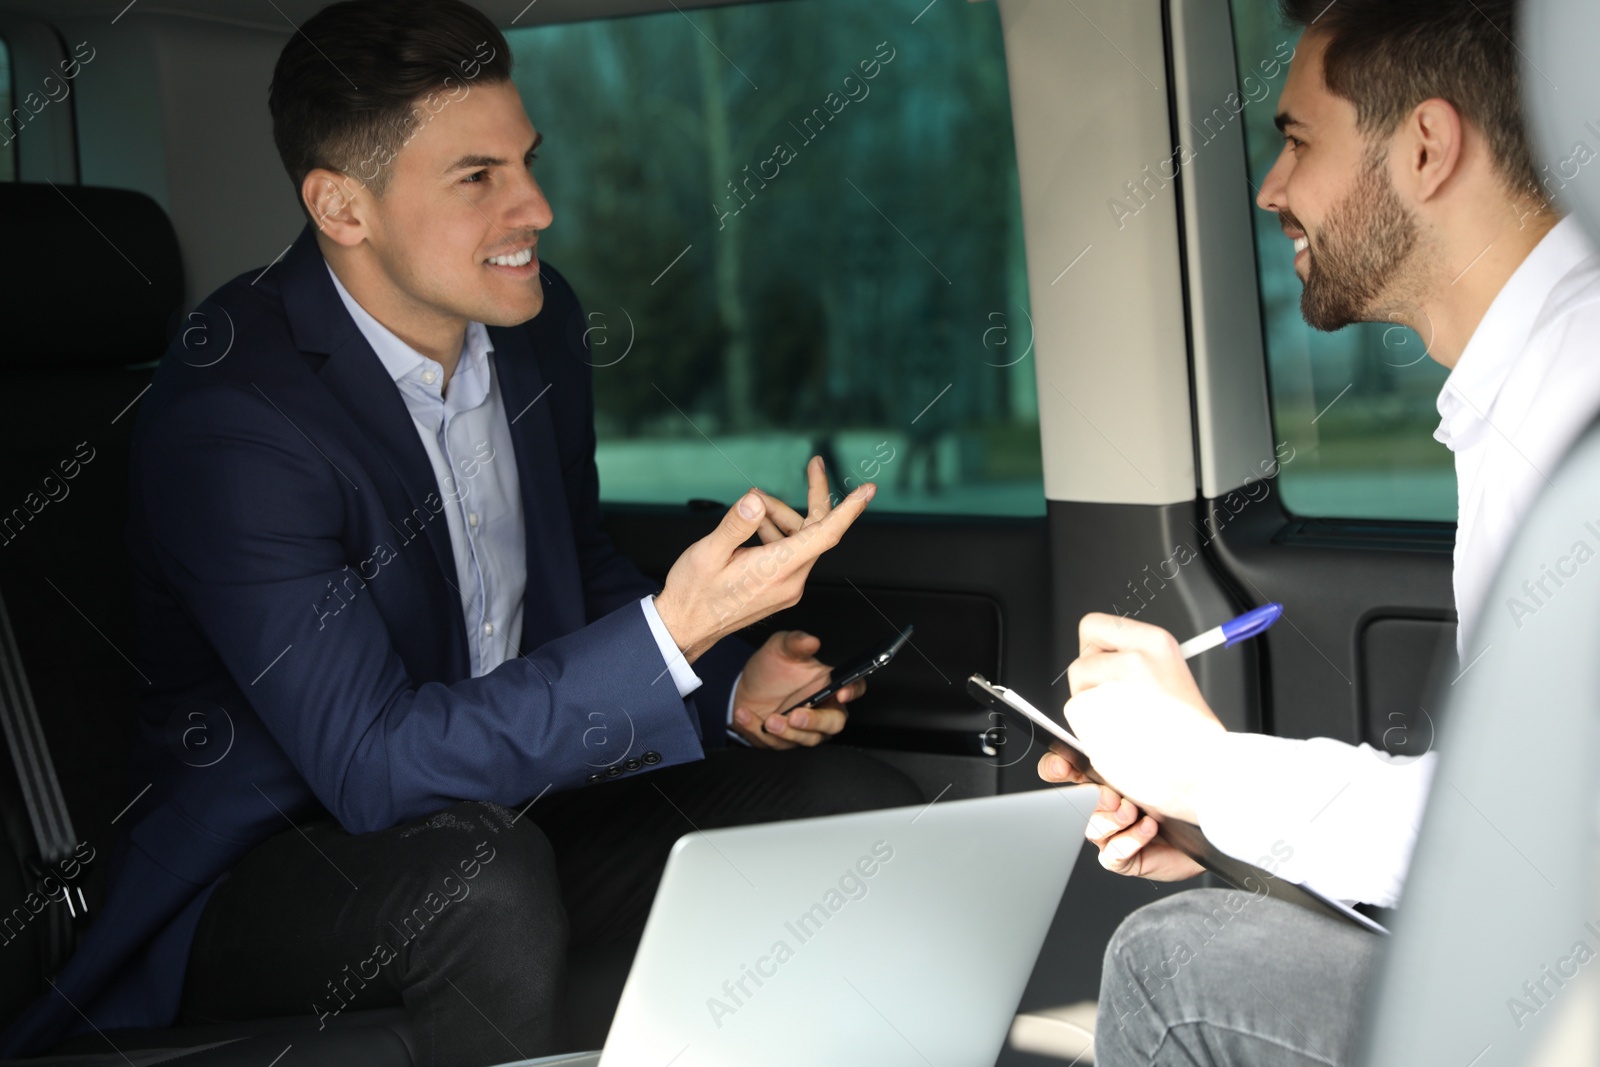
[0,223,750,1055]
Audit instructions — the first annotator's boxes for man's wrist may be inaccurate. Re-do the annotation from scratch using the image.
[651,588,714,664]
[1143,722,1227,825]
[639,595,703,697]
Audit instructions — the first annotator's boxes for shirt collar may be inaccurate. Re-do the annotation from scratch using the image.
[323,259,494,397]
[1435,215,1595,452]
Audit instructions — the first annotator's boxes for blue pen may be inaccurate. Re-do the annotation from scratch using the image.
[1177,603,1283,659]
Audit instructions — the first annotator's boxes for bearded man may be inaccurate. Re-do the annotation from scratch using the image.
[1037,1,1600,1064]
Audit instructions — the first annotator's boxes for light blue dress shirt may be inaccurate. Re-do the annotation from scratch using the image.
[324,262,747,736]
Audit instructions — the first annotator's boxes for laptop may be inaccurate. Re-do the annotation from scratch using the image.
[504,783,1097,1067]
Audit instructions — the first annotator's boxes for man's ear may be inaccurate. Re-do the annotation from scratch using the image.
[1403,97,1465,204]
[302,167,370,244]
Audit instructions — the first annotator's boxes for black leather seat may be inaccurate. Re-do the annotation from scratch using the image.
[0,182,422,1066]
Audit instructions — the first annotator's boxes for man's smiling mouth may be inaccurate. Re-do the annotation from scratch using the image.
[486,246,534,267]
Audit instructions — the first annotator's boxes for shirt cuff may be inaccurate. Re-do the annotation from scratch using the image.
[725,668,751,746]
[639,595,703,699]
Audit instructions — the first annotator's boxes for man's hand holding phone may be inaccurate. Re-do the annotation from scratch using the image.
[727,630,867,749]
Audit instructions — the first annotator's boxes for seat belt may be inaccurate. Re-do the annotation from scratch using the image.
[0,590,88,981]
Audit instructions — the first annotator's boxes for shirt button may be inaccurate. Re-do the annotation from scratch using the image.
[468,512,479,527]
[483,622,494,636]
[421,370,437,385]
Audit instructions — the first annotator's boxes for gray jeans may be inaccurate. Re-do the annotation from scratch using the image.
[1095,889,1385,1066]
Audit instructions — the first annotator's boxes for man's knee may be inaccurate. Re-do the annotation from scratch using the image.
[368,803,569,1053]
[1098,889,1377,1066]
[1099,895,1180,1040]
[1097,890,1242,1039]
[388,801,567,947]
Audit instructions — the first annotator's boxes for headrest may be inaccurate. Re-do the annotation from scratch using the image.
[1524,0,1600,242]
[0,182,184,370]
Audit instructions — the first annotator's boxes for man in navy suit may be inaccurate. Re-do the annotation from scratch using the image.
[0,2,922,1062]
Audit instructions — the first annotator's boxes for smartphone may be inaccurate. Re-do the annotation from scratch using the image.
[777,625,914,716]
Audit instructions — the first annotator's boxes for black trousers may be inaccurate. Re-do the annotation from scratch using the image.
[175,745,924,1067]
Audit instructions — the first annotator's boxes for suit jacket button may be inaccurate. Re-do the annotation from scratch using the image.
[642,751,661,765]
[587,773,603,784]
[624,758,642,771]
[605,765,624,777]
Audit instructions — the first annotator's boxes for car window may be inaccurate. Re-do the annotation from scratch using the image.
[504,0,1042,515]
[0,36,14,181]
[1228,0,1457,522]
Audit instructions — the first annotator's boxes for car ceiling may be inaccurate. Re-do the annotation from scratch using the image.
[1,0,753,32]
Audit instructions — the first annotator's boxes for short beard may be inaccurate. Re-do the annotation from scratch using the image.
[1293,148,1421,332]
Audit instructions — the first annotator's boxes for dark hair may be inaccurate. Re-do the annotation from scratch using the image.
[1280,0,1541,203]
[269,0,513,220]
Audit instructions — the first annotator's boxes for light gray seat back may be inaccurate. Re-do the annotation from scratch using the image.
[1359,419,1600,1066]
[1524,0,1600,238]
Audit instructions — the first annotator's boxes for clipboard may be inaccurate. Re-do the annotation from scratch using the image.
[967,673,1388,935]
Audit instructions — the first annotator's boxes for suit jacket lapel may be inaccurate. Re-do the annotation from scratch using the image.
[488,321,585,651]
[277,224,470,673]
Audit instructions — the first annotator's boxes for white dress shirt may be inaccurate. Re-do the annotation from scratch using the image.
[324,262,733,722]
[1195,215,1600,906]
[1438,215,1600,651]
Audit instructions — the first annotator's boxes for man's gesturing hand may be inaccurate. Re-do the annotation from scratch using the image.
[653,457,874,664]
